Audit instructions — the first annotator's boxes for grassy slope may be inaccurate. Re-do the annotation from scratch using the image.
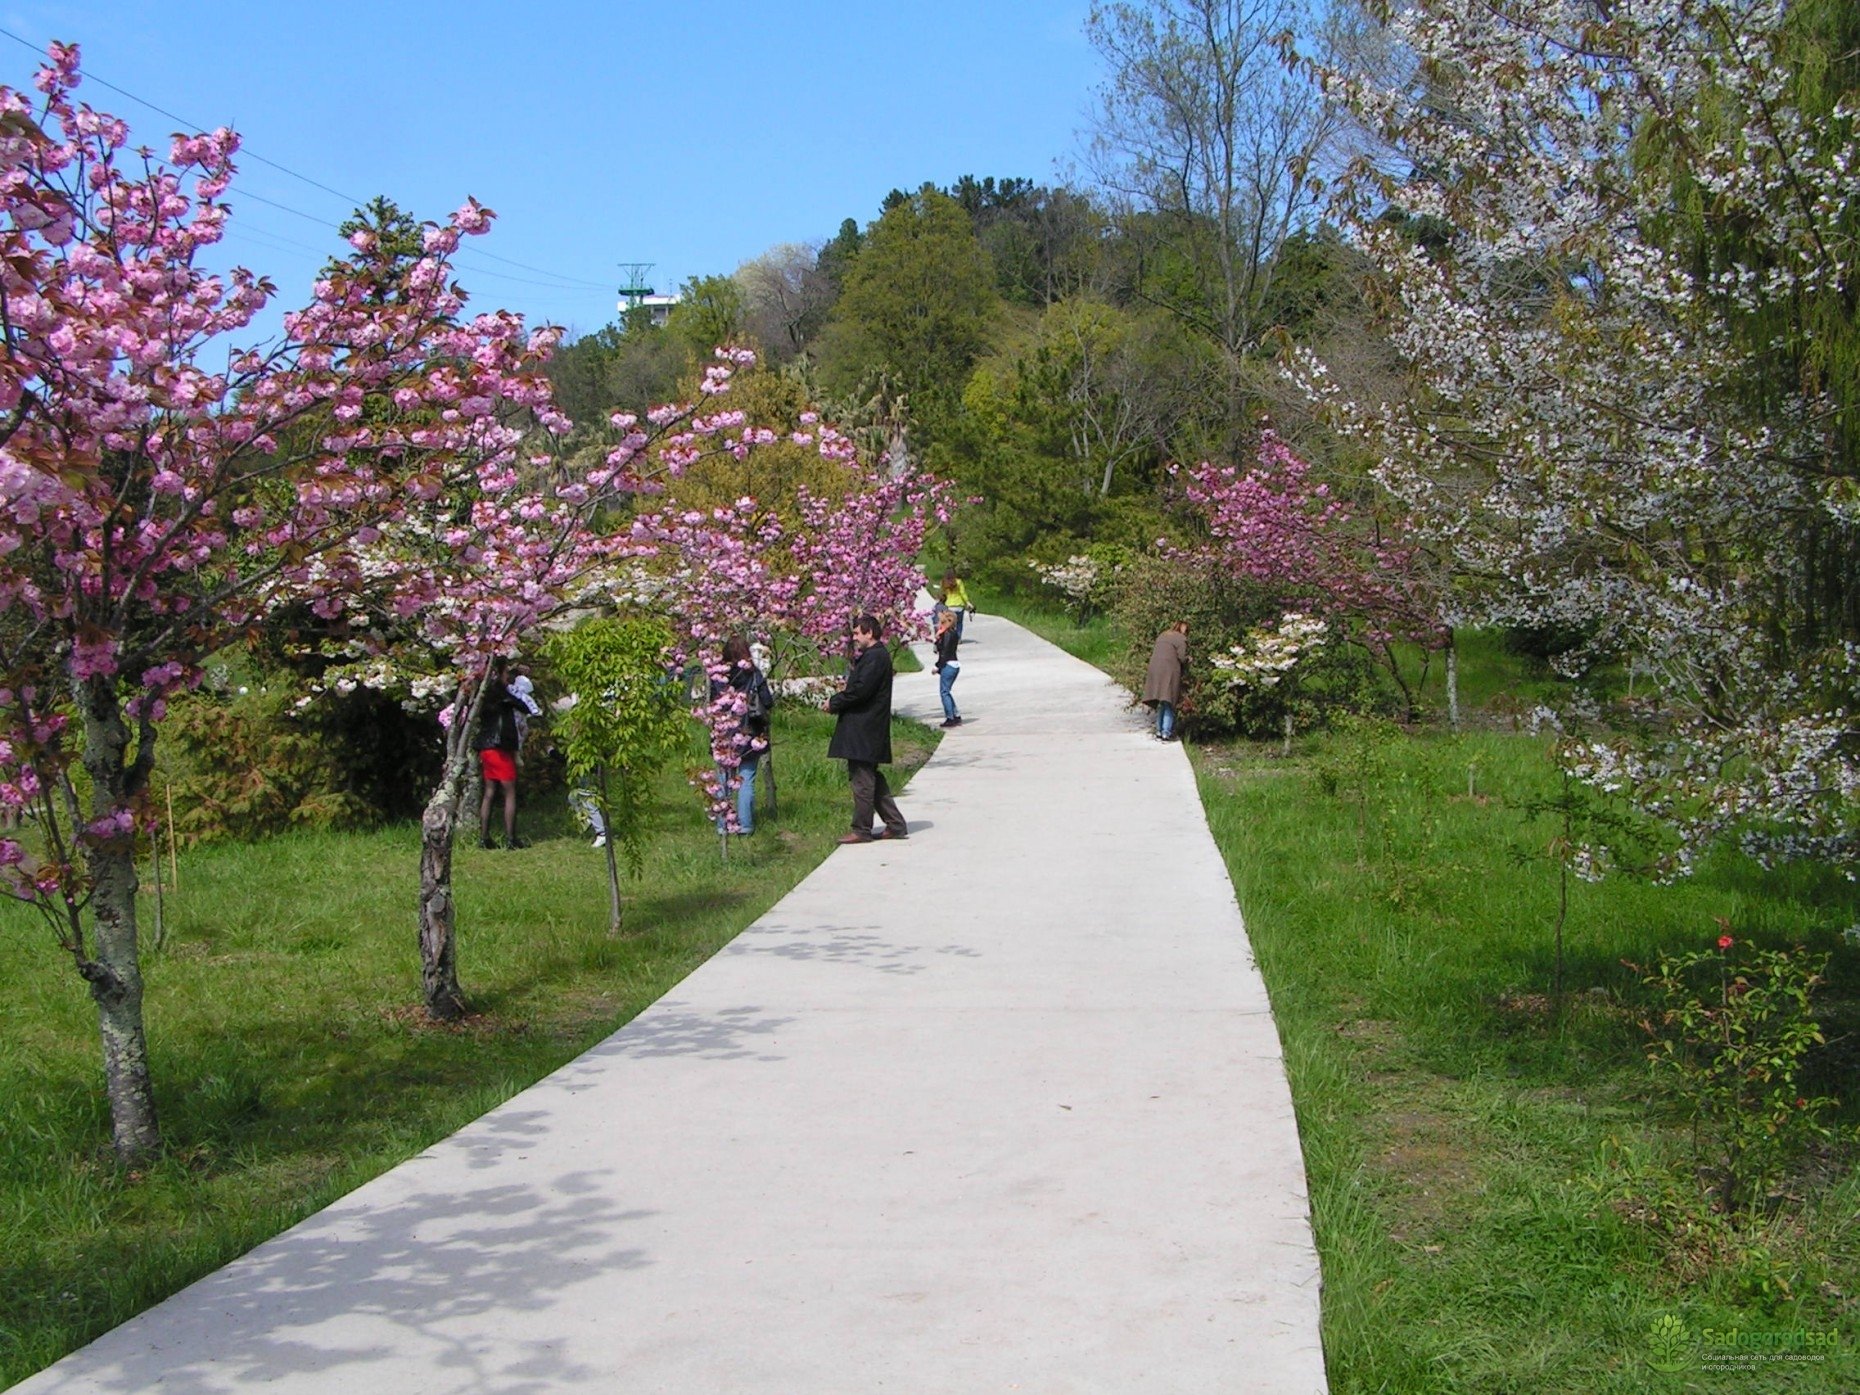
[994,594,1860,1391]
[0,707,935,1388]
[1202,734,1859,1393]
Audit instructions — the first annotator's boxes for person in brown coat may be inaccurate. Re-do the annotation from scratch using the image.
[1141,620,1189,741]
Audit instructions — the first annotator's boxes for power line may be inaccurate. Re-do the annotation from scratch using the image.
[226,190,614,292]
[0,24,619,295]
[0,22,365,206]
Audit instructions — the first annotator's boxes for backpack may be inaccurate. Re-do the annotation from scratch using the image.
[745,673,772,735]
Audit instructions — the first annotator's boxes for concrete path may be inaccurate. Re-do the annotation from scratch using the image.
[18,613,1327,1394]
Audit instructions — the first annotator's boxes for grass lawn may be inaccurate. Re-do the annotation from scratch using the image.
[1000,592,1860,1390]
[1200,730,1860,1392]
[0,706,936,1390]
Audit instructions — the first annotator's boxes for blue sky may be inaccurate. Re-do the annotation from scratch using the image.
[0,1,1105,342]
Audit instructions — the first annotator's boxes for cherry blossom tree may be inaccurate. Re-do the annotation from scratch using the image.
[1174,430,1444,710]
[1292,0,1860,876]
[789,458,957,650]
[0,45,561,1158]
[319,350,794,1013]
[619,493,796,840]
[625,433,957,838]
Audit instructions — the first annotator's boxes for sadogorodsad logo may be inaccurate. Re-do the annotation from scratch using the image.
[1645,1313,1843,1372]
[1646,1314,1691,1373]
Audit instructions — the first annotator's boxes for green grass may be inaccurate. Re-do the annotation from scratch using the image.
[1195,729,1860,1392]
[0,706,937,1389]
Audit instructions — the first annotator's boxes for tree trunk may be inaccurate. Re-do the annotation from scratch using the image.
[418,778,467,1021]
[598,765,623,936]
[78,686,161,1162]
[418,695,486,1022]
[418,677,503,1020]
[1445,633,1461,732]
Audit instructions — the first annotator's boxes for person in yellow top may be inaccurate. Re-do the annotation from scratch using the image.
[938,571,974,641]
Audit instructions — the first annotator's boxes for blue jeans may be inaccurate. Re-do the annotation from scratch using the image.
[939,662,960,720]
[570,787,606,836]
[1155,701,1176,739]
[716,753,760,833]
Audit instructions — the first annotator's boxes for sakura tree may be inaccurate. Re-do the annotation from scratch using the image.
[317,350,791,1014]
[625,436,956,839]
[1292,0,1860,877]
[788,457,956,651]
[620,494,794,839]
[0,45,558,1158]
[1174,430,1444,712]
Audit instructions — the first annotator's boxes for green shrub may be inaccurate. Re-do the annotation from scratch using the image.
[1635,934,1843,1214]
[159,681,442,845]
[1107,555,1388,739]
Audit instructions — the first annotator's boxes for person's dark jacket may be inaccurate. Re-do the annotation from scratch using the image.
[473,684,524,754]
[934,627,960,672]
[709,664,776,753]
[826,642,894,764]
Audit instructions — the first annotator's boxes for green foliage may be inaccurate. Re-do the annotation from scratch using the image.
[944,175,1106,305]
[1637,937,1844,1214]
[1107,555,1387,739]
[546,314,687,424]
[814,217,863,293]
[664,273,746,358]
[819,186,997,420]
[159,681,439,845]
[545,618,686,878]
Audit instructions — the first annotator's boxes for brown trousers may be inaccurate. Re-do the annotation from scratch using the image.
[847,761,905,835]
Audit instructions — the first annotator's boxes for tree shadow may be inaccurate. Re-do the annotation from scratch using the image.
[571,1002,796,1063]
[719,922,980,977]
[58,1127,656,1393]
[629,886,751,922]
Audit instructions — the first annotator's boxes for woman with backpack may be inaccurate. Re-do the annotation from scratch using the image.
[710,635,776,835]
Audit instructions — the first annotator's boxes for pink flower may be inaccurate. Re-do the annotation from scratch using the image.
[1717,934,1734,950]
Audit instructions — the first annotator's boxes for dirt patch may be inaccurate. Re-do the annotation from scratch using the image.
[1375,1102,1484,1241]
[378,1003,530,1037]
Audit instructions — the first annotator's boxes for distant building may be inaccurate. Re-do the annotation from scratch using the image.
[618,292,679,328]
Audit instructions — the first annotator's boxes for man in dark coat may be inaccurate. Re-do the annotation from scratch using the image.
[825,614,908,844]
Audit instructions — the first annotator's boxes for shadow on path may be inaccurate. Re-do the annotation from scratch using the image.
[76,1115,654,1394]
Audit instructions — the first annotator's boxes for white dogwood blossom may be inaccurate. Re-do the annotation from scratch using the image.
[1212,612,1330,689]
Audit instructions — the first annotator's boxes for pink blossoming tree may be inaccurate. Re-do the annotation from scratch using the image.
[1174,430,1444,711]
[0,46,554,1158]
[320,350,802,1014]
[626,436,956,839]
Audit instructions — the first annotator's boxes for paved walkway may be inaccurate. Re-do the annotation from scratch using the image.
[19,614,1327,1394]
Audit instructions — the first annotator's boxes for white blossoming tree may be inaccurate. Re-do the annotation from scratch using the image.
[1211,611,1330,751]
[1294,0,1860,878]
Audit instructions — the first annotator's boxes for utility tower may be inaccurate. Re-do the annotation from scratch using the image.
[617,263,656,311]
